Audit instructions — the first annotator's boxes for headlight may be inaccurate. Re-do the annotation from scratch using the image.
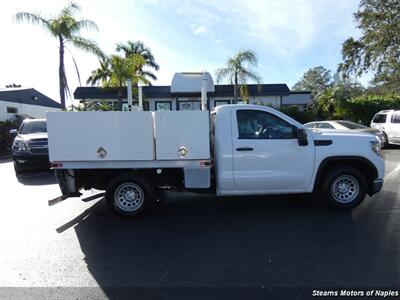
[370,140,381,156]
[13,140,27,152]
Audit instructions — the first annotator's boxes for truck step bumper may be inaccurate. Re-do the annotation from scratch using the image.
[368,179,384,196]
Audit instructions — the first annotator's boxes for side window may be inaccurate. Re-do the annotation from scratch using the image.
[391,112,400,123]
[236,110,295,139]
[317,123,334,129]
[373,114,387,123]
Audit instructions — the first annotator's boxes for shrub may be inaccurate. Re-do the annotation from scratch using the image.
[0,120,19,155]
[279,106,317,124]
[345,93,400,124]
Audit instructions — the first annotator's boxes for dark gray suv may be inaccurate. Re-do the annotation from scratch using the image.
[10,119,49,175]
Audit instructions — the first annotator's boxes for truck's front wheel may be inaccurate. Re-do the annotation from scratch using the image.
[105,174,153,216]
[321,166,366,209]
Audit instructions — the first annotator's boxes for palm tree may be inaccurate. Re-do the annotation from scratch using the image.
[86,58,112,86]
[116,40,159,83]
[215,49,262,103]
[15,2,104,109]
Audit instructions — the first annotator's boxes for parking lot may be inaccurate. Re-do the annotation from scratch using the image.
[0,149,399,293]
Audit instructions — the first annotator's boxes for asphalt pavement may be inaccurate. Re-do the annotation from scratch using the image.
[0,149,399,298]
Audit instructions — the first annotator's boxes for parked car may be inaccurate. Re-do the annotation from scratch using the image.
[370,110,400,146]
[10,119,49,175]
[304,120,385,147]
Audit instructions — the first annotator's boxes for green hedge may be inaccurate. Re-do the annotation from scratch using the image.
[279,106,317,124]
[345,94,400,124]
[0,120,19,156]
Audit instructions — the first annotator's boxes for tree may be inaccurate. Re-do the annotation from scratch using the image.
[86,58,112,86]
[215,49,262,102]
[15,2,104,109]
[116,40,159,83]
[87,54,148,110]
[5,84,22,88]
[292,66,332,98]
[338,0,400,91]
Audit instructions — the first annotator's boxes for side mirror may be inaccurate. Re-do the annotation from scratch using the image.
[9,129,18,135]
[297,128,308,146]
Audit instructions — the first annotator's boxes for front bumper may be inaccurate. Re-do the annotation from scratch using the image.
[13,153,50,171]
[368,178,384,196]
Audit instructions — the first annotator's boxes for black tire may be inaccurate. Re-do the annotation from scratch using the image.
[105,174,154,217]
[320,166,366,210]
[14,162,23,176]
[382,132,388,148]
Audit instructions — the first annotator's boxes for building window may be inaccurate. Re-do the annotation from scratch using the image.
[179,101,201,111]
[155,101,172,111]
[214,100,230,107]
[7,107,18,114]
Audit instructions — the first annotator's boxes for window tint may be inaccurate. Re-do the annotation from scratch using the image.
[391,112,400,123]
[20,121,47,134]
[155,101,172,111]
[373,114,387,123]
[317,123,334,129]
[7,107,18,113]
[336,120,368,129]
[304,122,317,128]
[237,110,295,139]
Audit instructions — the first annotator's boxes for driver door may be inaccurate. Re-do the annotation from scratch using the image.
[232,108,314,193]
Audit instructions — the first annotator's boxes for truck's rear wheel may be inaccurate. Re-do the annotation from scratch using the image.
[320,166,366,209]
[105,174,153,216]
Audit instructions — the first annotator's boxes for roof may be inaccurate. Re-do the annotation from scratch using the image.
[0,88,61,108]
[74,83,291,100]
[171,72,215,93]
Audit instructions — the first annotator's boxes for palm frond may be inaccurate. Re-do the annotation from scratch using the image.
[14,12,52,33]
[69,19,98,34]
[215,67,231,83]
[69,36,105,59]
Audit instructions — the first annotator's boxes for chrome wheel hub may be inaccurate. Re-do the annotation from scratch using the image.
[331,175,359,204]
[114,183,144,212]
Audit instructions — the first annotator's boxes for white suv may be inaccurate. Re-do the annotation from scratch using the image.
[370,110,400,145]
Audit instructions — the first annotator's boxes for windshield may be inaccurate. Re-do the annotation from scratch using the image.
[336,120,368,130]
[19,121,47,134]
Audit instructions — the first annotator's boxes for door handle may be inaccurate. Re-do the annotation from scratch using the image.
[236,147,253,151]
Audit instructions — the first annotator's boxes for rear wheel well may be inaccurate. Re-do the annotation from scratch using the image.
[314,157,377,193]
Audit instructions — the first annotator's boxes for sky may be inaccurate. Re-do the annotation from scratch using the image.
[0,0,362,106]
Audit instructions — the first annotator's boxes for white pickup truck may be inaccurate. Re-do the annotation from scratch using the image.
[47,104,384,216]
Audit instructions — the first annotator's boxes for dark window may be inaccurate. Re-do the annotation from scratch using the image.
[336,120,368,129]
[317,123,335,129]
[373,114,387,123]
[7,107,18,113]
[155,101,172,111]
[19,121,47,134]
[391,112,400,123]
[304,122,317,128]
[236,110,296,139]
[143,101,150,111]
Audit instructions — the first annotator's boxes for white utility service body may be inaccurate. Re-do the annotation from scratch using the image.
[47,105,385,216]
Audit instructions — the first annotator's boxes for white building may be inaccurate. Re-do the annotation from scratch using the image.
[74,72,311,111]
[0,88,61,122]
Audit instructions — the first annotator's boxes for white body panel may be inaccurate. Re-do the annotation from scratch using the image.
[155,111,210,160]
[47,112,155,161]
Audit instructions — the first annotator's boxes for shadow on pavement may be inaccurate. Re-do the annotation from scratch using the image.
[53,192,399,294]
[17,170,57,186]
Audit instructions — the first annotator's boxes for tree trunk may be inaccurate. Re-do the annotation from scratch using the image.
[234,73,238,104]
[59,36,66,109]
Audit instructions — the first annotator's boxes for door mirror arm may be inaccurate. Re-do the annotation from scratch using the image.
[297,128,308,146]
